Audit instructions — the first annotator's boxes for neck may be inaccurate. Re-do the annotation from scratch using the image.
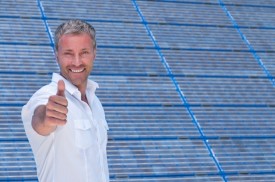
[77,83,89,105]
[81,94,89,105]
[77,81,87,98]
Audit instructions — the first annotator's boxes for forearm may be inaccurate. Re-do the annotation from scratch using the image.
[32,105,57,136]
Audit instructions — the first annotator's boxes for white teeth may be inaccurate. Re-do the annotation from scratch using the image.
[71,68,84,73]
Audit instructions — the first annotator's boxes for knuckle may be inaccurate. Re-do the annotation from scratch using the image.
[46,102,54,111]
[49,95,55,101]
[65,107,68,114]
[45,103,51,111]
[45,109,51,117]
[56,119,66,126]
[62,120,67,125]
[62,113,67,120]
[61,98,68,106]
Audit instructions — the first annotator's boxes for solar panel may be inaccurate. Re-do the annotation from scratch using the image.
[0,0,274,181]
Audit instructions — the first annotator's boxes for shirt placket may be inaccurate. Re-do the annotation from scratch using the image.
[84,102,106,182]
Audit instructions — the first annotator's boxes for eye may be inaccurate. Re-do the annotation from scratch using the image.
[64,52,73,56]
[80,51,90,56]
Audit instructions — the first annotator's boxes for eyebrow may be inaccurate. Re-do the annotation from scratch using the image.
[63,49,73,52]
[62,48,91,53]
[81,48,91,51]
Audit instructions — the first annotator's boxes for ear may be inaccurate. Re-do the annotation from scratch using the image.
[93,49,97,60]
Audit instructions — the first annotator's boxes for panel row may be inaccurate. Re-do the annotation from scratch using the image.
[41,0,140,22]
[108,140,219,177]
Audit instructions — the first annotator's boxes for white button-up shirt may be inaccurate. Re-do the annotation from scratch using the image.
[21,73,109,182]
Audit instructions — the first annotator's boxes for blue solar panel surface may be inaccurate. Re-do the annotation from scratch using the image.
[0,0,275,181]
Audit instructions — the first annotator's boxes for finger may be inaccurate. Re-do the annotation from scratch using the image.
[46,109,67,120]
[56,80,65,97]
[49,95,68,107]
[46,101,68,114]
[45,116,67,126]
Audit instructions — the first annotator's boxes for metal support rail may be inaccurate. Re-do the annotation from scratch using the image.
[37,0,54,49]
[219,0,275,87]
[132,0,227,181]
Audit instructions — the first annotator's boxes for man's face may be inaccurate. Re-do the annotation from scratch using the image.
[56,33,96,90]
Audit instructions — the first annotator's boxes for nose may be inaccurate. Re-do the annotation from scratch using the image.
[72,55,82,66]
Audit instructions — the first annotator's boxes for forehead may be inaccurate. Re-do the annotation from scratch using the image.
[58,33,93,49]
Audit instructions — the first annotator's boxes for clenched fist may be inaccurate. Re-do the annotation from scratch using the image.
[32,80,68,136]
[45,80,68,126]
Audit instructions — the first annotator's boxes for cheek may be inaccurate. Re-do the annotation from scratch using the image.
[84,62,93,70]
[84,56,95,66]
[57,59,70,71]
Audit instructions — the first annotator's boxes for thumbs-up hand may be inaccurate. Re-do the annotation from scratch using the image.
[44,80,68,127]
[56,79,66,97]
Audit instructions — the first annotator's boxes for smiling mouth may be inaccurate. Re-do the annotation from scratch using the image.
[70,68,85,73]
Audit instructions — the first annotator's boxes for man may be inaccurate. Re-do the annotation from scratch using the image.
[21,19,109,182]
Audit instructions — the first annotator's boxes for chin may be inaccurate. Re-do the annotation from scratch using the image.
[71,77,88,87]
[71,79,84,86]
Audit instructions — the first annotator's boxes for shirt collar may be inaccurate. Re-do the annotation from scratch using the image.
[52,73,99,96]
[87,79,99,93]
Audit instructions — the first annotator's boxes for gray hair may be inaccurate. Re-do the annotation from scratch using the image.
[54,19,96,51]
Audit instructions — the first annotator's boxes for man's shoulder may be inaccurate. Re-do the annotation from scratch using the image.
[28,82,56,103]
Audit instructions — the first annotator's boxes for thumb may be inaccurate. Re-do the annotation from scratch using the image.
[56,80,65,97]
